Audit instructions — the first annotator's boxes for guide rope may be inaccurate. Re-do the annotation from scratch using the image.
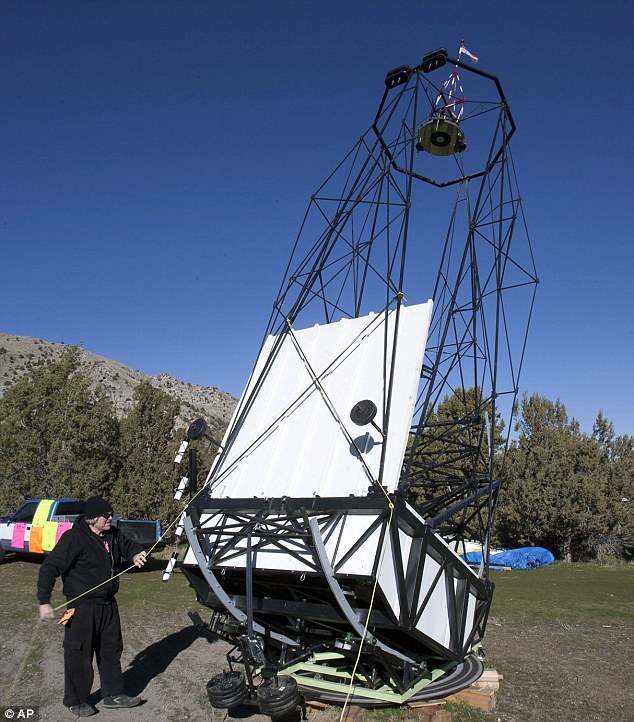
[338,501,395,720]
[2,488,210,707]
[52,483,213,611]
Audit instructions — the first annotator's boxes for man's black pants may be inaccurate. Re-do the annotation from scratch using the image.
[62,600,124,707]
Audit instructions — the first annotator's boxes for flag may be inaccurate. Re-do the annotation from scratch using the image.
[459,45,479,64]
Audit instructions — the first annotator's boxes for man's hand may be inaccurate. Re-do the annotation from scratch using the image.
[39,603,55,620]
[132,551,147,568]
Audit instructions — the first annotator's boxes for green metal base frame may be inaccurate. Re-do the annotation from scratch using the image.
[279,649,484,706]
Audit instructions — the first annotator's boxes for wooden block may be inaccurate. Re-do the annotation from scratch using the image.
[472,668,502,691]
[474,680,499,690]
[446,687,496,712]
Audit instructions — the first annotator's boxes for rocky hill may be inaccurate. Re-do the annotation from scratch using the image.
[0,333,237,436]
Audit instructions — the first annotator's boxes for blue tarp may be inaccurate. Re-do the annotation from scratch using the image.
[463,547,555,570]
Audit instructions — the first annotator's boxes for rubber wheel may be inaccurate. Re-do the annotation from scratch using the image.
[257,676,300,717]
[206,671,247,709]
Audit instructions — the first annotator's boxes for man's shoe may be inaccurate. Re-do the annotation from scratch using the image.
[67,703,97,717]
[102,694,142,708]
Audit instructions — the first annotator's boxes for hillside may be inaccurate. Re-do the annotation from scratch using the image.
[0,333,237,436]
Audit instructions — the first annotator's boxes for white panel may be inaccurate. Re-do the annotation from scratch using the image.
[200,513,383,575]
[224,547,314,573]
[326,514,381,575]
[462,590,477,646]
[377,530,399,618]
[207,302,432,499]
[377,527,416,620]
[183,545,196,565]
[415,557,451,647]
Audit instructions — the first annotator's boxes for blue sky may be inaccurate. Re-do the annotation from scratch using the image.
[1,1,632,437]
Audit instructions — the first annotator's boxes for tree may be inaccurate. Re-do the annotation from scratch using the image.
[114,381,181,524]
[592,414,634,557]
[0,347,120,511]
[495,393,610,561]
[592,411,615,462]
[609,434,634,549]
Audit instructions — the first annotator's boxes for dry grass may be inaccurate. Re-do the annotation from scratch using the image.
[1,558,632,721]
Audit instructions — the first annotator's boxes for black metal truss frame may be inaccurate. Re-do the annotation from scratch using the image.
[208,50,536,581]
[373,53,515,189]
[183,494,491,693]
[181,49,536,701]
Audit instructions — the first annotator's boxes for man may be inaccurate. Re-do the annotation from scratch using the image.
[37,496,148,717]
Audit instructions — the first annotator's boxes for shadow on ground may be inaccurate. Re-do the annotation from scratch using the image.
[87,624,216,705]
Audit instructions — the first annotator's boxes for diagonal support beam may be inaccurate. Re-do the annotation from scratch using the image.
[307,516,415,664]
[184,513,299,648]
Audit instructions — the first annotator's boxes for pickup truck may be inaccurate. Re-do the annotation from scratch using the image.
[0,498,163,563]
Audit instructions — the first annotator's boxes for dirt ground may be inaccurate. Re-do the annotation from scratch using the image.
[482,613,633,721]
[0,557,337,722]
[2,613,231,722]
[1,558,632,722]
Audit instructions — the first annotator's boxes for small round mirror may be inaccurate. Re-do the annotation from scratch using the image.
[350,400,377,426]
[187,417,208,441]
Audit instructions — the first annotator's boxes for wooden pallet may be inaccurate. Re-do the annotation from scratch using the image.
[473,668,503,691]
[305,669,502,720]
[408,668,501,716]
[445,686,496,712]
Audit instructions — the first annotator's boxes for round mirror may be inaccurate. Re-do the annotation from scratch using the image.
[350,400,377,426]
[187,417,208,441]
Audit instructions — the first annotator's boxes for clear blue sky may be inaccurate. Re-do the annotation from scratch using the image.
[1,1,632,437]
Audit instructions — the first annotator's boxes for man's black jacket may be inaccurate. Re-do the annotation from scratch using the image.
[37,516,143,606]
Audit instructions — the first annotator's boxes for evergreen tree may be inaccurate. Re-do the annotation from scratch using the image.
[592,414,634,557]
[0,347,120,510]
[592,411,615,462]
[610,433,634,550]
[114,380,181,524]
[495,393,610,561]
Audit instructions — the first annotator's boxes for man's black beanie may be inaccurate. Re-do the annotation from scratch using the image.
[85,496,113,520]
